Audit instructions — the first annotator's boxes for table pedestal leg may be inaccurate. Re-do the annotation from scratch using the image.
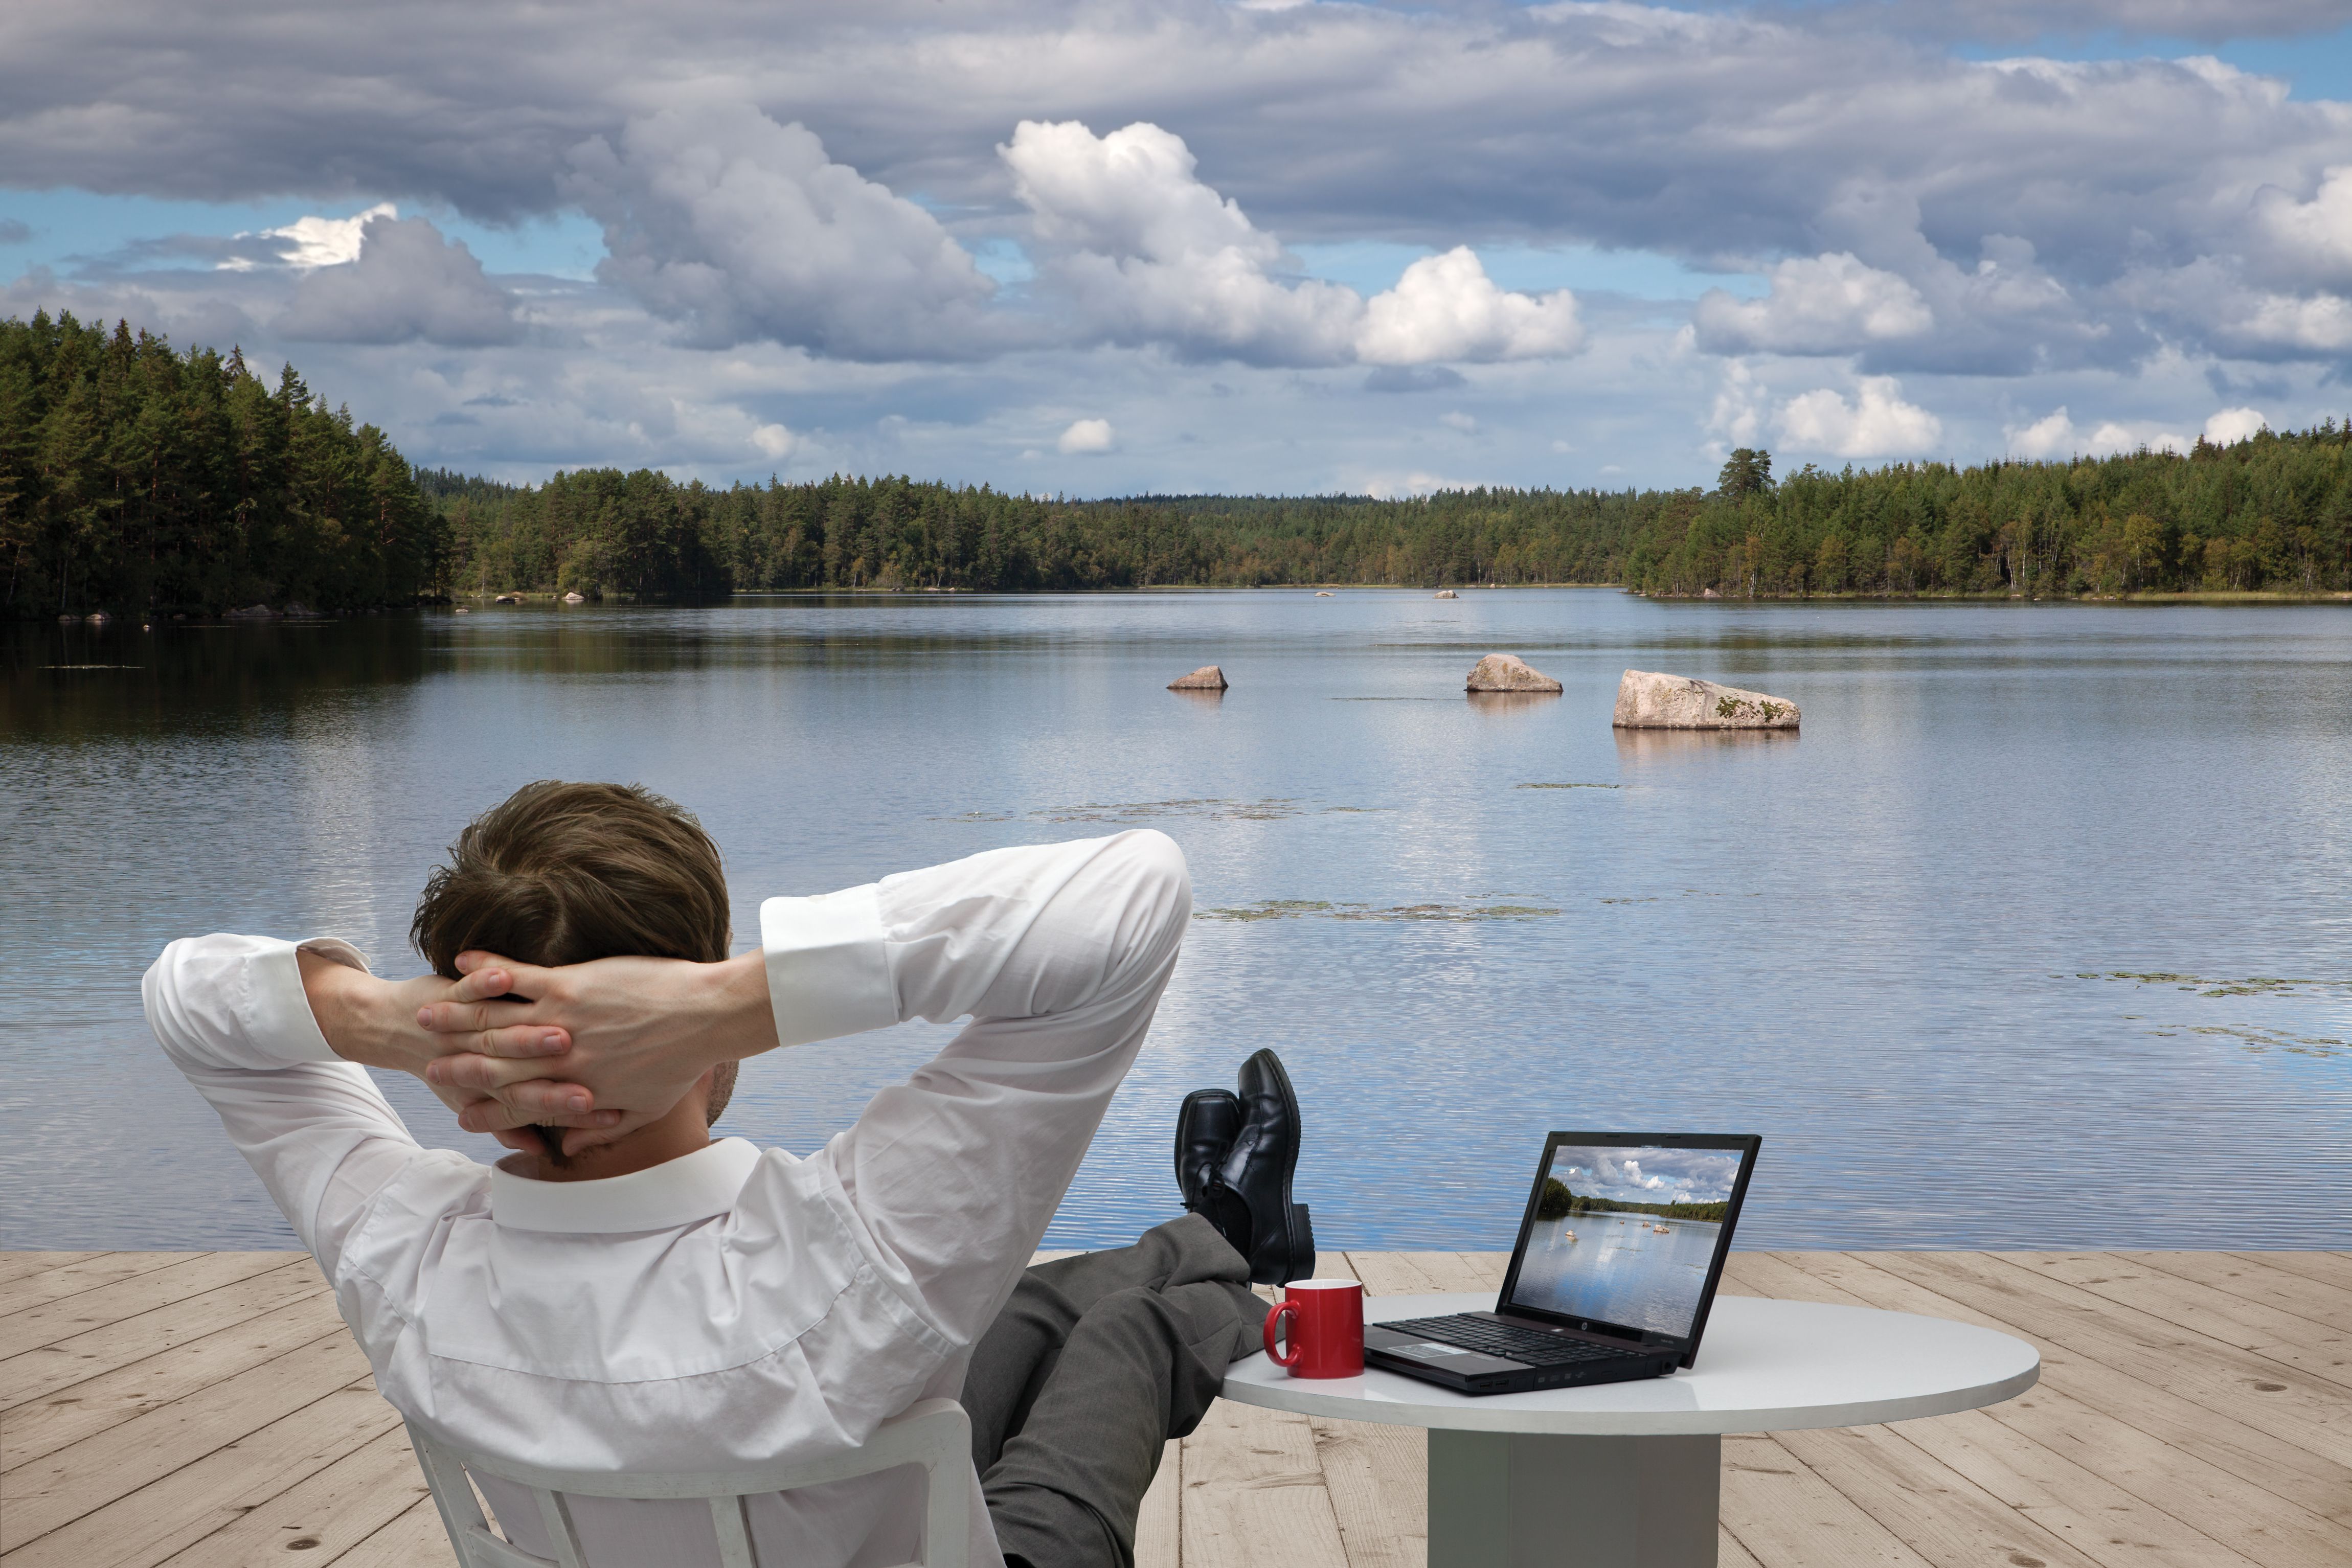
[1427,1429,1721,1568]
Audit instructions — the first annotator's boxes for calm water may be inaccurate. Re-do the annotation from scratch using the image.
[1512,1216,1723,1336]
[4,590,2349,1252]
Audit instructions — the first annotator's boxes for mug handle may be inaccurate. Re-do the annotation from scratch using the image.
[1263,1301,1301,1367]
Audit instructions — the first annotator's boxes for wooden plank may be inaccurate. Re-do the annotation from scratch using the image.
[1340,1254,1452,1298]
[0,1255,301,1362]
[151,1423,429,1567]
[0,1262,334,1416]
[328,1494,456,1568]
[1341,1253,1497,1298]
[4,1296,352,1472]
[1180,1397,1350,1568]
[1997,1254,2352,1392]
[1307,1418,1424,1568]
[1717,1433,1934,1567]
[3,1331,374,1551]
[2230,1251,2352,1296]
[1771,1422,2109,1568]
[2125,1252,2352,1336]
[0,1255,102,1289]
[1865,1252,2352,1471]
[1136,1440,1180,1568]
[0,1255,189,1320]
[1779,1254,2352,1543]
[1716,1524,1765,1568]
[1,1378,398,1568]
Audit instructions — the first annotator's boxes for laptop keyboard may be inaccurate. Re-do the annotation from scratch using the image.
[1381,1316,1638,1367]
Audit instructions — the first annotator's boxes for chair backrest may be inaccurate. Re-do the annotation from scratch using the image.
[406,1398,971,1568]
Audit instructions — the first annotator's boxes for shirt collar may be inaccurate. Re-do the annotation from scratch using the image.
[490,1137,764,1234]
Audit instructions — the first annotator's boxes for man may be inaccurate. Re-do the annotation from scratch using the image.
[145,780,1313,1568]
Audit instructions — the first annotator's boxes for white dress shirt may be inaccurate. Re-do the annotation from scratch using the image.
[143,830,1190,1568]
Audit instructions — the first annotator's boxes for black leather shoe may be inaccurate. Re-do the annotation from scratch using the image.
[1217,1049,1316,1284]
[1174,1088,1242,1212]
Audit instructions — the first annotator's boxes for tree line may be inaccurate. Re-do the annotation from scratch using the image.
[1535,1177,1729,1223]
[424,432,2352,601]
[14,310,2352,617]
[2,311,436,619]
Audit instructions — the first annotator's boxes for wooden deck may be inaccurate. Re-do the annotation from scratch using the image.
[3,1250,2348,1567]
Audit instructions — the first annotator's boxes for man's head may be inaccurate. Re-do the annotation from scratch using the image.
[412,781,739,1159]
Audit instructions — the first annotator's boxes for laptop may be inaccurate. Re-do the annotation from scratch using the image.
[1364,1130,1762,1395]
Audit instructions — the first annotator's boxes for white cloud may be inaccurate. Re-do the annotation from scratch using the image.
[1777,376,1943,457]
[2250,167,2352,289]
[274,214,521,346]
[1358,247,1581,365]
[1005,119,1363,366]
[2204,406,2268,444]
[751,423,797,459]
[1440,411,1477,431]
[222,201,400,272]
[2004,406,2190,457]
[566,103,997,359]
[1693,253,1932,355]
[1057,417,1114,454]
[1006,122,1585,369]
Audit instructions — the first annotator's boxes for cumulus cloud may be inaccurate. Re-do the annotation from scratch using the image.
[2249,166,2352,290]
[1777,377,1943,457]
[275,214,521,345]
[1057,417,1114,453]
[1004,119,1362,365]
[1356,247,1581,365]
[1006,121,1582,368]
[251,202,399,270]
[2205,405,2268,443]
[1693,253,1931,355]
[566,103,998,359]
[2004,407,2190,457]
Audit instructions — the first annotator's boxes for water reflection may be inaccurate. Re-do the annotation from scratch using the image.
[6,592,2351,1252]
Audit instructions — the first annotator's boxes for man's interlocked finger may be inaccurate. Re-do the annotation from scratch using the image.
[474,1025,570,1059]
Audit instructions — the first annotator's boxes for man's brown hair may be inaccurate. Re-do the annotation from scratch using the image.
[411,781,739,1145]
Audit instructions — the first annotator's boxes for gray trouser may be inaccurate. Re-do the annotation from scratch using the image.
[965,1214,1263,1568]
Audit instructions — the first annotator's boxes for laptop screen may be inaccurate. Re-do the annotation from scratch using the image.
[1499,1135,1758,1346]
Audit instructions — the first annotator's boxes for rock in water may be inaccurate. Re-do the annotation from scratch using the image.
[563,592,586,603]
[1612,669,1799,729]
[225,604,277,620]
[1168,665,1229,691]
[1315,590,1335,597]
[1433,589,1458,599]
[1465,653,1563,693]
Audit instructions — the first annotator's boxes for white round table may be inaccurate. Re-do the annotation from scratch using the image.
[1220,1292,2039,1568]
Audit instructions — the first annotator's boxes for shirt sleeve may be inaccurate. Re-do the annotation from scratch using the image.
[763,830,1192,1348]
[143,934,433,1277]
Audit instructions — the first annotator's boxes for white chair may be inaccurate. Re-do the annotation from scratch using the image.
[406,1398,972,1568]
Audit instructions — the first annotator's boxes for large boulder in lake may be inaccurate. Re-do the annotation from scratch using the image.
[1613,669,1799,729]
[1466,653,1563,693]
[1169,665,1229,691]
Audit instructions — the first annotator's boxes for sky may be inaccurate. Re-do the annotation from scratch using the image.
[6,1,2352,496]
[1551,1146,1740,1208]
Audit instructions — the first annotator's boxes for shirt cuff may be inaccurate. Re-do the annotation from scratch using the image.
[759,886,900,1049]
[256,937,371,1064]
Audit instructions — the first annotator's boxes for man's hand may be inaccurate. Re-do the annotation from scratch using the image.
[415,948,774,1155]
[297,949,619,1138]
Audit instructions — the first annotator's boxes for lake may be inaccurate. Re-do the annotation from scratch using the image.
[1510,1215,1724,1337]
[4,589,2349,1253]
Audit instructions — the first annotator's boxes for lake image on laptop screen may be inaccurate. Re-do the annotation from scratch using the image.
[1504,1146,1742,1338]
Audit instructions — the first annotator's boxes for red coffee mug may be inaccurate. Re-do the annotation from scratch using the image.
[1263,1279,1365,1378]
